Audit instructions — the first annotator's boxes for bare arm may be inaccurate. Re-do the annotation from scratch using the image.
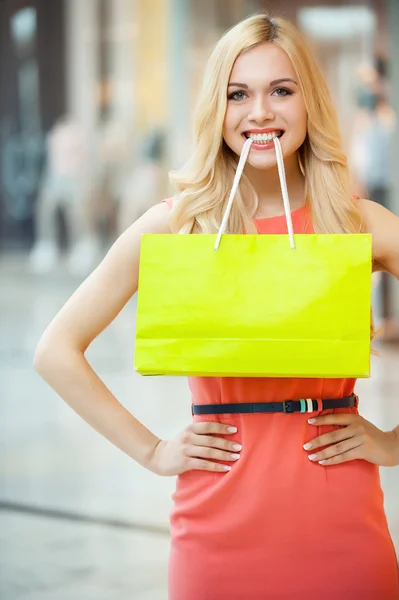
[34,202,171,470]
[358,198,399,463]
[358,198,399,277]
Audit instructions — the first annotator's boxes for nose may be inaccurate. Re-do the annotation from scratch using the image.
[247,95,274,124]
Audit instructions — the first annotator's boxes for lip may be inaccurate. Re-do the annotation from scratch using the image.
[244,128,284,135]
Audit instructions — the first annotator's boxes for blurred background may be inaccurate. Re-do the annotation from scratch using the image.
[0,0,398,598]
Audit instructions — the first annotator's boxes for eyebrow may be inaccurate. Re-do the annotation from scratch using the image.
[227,78,298,88]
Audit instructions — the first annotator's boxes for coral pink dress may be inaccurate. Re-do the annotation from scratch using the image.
[163,199,399,600]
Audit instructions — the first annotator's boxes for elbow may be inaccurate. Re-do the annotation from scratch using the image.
[33,334,84,377]
[33,338,53,376]
[33,334,66,376]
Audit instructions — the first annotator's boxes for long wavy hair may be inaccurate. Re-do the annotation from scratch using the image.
[169,12,364,233]
[168,12,375,339]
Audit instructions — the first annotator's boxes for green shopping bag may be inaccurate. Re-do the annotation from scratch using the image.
[134,138,372,378]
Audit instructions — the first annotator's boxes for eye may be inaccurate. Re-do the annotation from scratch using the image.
[272,87,293,97]
[227,90,247,101]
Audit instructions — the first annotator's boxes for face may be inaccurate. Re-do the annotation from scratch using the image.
[223,42,307,170]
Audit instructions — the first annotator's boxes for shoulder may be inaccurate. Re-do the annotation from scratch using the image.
[132,200,173,234]
[356,197,396,232]
[111,201,172,258]
[356,198,399,277]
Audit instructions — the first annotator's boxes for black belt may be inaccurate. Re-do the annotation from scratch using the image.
[191,394,358,415]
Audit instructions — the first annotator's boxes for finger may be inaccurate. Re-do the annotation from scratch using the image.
[307,438,363,463]
[186,457,232,472]
[308,413,360,426]
[304,425,358,451]
[192,422,238,435]
[192,433,242,452]
[316,447,364,466]
[187,444,241,464]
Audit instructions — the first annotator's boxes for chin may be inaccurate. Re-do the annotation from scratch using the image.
[246,155,279,170]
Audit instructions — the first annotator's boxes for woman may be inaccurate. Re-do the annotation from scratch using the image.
[34,13,399,600]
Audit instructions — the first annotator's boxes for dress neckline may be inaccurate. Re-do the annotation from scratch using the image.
[254,203,306,222]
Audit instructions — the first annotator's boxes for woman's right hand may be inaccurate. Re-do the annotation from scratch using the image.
[147,422,242,477]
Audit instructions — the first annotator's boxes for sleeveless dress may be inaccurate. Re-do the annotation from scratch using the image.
[162,199,399,600]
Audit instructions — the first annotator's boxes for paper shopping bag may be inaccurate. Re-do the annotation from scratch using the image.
[134,232,372,378]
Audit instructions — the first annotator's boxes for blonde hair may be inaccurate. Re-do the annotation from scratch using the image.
[169,12,375,338]
[169,12,364,234]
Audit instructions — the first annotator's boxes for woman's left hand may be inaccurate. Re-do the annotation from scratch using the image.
[303,413,399,467]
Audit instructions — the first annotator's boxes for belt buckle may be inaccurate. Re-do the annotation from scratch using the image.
[282,400,295,413]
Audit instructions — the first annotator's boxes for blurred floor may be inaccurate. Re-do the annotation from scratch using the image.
[0,254,398,599]
[0,511,170,600]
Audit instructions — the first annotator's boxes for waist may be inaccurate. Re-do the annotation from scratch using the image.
[191,394,358,415]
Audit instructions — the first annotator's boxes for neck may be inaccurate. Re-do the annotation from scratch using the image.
[244,152,306,218]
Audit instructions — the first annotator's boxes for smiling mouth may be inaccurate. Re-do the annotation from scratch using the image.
[243,130,284,143]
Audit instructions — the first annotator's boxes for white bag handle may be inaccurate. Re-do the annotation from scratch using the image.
[214,136,296,251]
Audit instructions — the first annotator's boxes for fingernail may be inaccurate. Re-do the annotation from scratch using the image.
[308,418,316,424]
[308,454,317,461]
[227,427,237,433]
[303,443,312,450]
[222,465,231,471]
[232,444,242,451]
[319,460,326,465]
[230,453,240,460]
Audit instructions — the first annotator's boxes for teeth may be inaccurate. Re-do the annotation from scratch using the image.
[247,132,281,143]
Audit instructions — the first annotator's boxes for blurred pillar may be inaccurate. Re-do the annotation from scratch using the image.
[135,0,190,172]
[136,0,169,133]
[65,0,99,131]
[387,0,399,317]
[168,0,190,168]
[108,0,137,131]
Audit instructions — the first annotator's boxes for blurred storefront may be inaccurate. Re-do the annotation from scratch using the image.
[0,0,65,250]
[0,0,398,275]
